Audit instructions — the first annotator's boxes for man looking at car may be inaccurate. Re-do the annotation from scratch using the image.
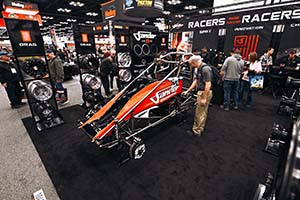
[183,55,213,137]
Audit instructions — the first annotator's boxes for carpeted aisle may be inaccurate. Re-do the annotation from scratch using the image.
[22,94,288,200]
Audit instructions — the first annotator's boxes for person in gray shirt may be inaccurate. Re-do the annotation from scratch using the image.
[220,49,244,111]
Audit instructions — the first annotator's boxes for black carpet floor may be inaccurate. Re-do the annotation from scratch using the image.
[23,94,288,200]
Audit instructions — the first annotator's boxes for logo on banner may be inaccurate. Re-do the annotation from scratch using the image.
[138,0,153,7]
[233,35,260,59]
[133,31,156,41]
[81,34,88,43]
[105,5,116,19]
[79,33,91,47]
[19,30,37,47]
[20,30,32,42]
[150,84,179,105]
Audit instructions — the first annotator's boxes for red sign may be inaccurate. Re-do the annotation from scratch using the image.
[20,30,32,42]
[233,34,260,59]
[81,34,88,43]
[2,11,42,25]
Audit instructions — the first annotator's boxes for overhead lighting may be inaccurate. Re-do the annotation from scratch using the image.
[57,8,71,13]
[167,0,182,5]
[184,5,197,10]
[60,22,69,25]
[156,18,165,21]
[86,21,95,24]
[42,16,54,20]
[67,19,77,22]
[69,1,84,7]
[175,14,184,18]
[145,20,149,23]
[42,20,47,23]
[86,12,98,16]
[163,11,171,15]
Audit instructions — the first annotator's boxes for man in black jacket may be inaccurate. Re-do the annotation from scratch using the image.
[0,51,24,108]
[100,53,113,97]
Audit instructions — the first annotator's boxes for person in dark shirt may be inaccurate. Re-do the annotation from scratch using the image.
[280,50,300,68]
[200,47,210,64]
[0,51,24,109]
[100,53,113,97]
[212,51,225,71]
[109,49,121,91]
[183,55,213,137]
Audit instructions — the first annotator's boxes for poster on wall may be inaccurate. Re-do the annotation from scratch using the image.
[4,19,44,56]
[223,24,273,59]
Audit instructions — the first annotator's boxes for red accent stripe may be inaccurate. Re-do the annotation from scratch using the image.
[254,35,260,52]
[250,35,255,53]
[246,35,252,59]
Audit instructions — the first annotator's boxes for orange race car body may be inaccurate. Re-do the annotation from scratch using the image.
[79,52,196,160]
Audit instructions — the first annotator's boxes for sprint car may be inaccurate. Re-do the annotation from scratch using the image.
[78,52,196,161]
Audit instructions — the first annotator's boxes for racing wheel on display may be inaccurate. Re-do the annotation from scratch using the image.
[82,74,101,90]
[133,44,142,57]
[27,80,53,101]
[150,44,158,55]
[79,55,99,73]
[22,58,48,78]
[117,52,132,68]
[34,101,55,120]
[119,69,132,83]
[142,44,150,56]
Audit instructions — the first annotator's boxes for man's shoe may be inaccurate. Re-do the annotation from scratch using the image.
[186,130,202,137]
[11,105,21,109]
[224,107,229,111]
[233,106,239,110]
[186,130,194,136]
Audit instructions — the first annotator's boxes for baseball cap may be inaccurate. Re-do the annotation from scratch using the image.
[45,49,54,54]
[290,50,296,54]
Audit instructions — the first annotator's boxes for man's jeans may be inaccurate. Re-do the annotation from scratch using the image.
[223,80,239,108]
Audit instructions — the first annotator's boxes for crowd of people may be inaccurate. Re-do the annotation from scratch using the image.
[184,46,300,137]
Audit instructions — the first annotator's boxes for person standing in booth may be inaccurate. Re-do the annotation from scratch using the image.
[0,51,25,109]
[220,49,244,111]
[183,55,213,137]
[100,52,113,98]
[280,50,300,68]
[46,49,69,105]
[260,48,274,72]
[239,52,262,108]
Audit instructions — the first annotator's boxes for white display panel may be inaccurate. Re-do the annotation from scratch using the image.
[213,0,254,8]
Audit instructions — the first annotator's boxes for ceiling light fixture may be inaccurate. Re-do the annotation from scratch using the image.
[67,19,77,22]
[184,5,197,10]
[42,16,54,20]
[57,8,71,13]
[167,0,182,5]
[85,21,95,24]
[175,14,184,18]
[86,12,99,16]
[163,11,171,15]
[69,1,84,7]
